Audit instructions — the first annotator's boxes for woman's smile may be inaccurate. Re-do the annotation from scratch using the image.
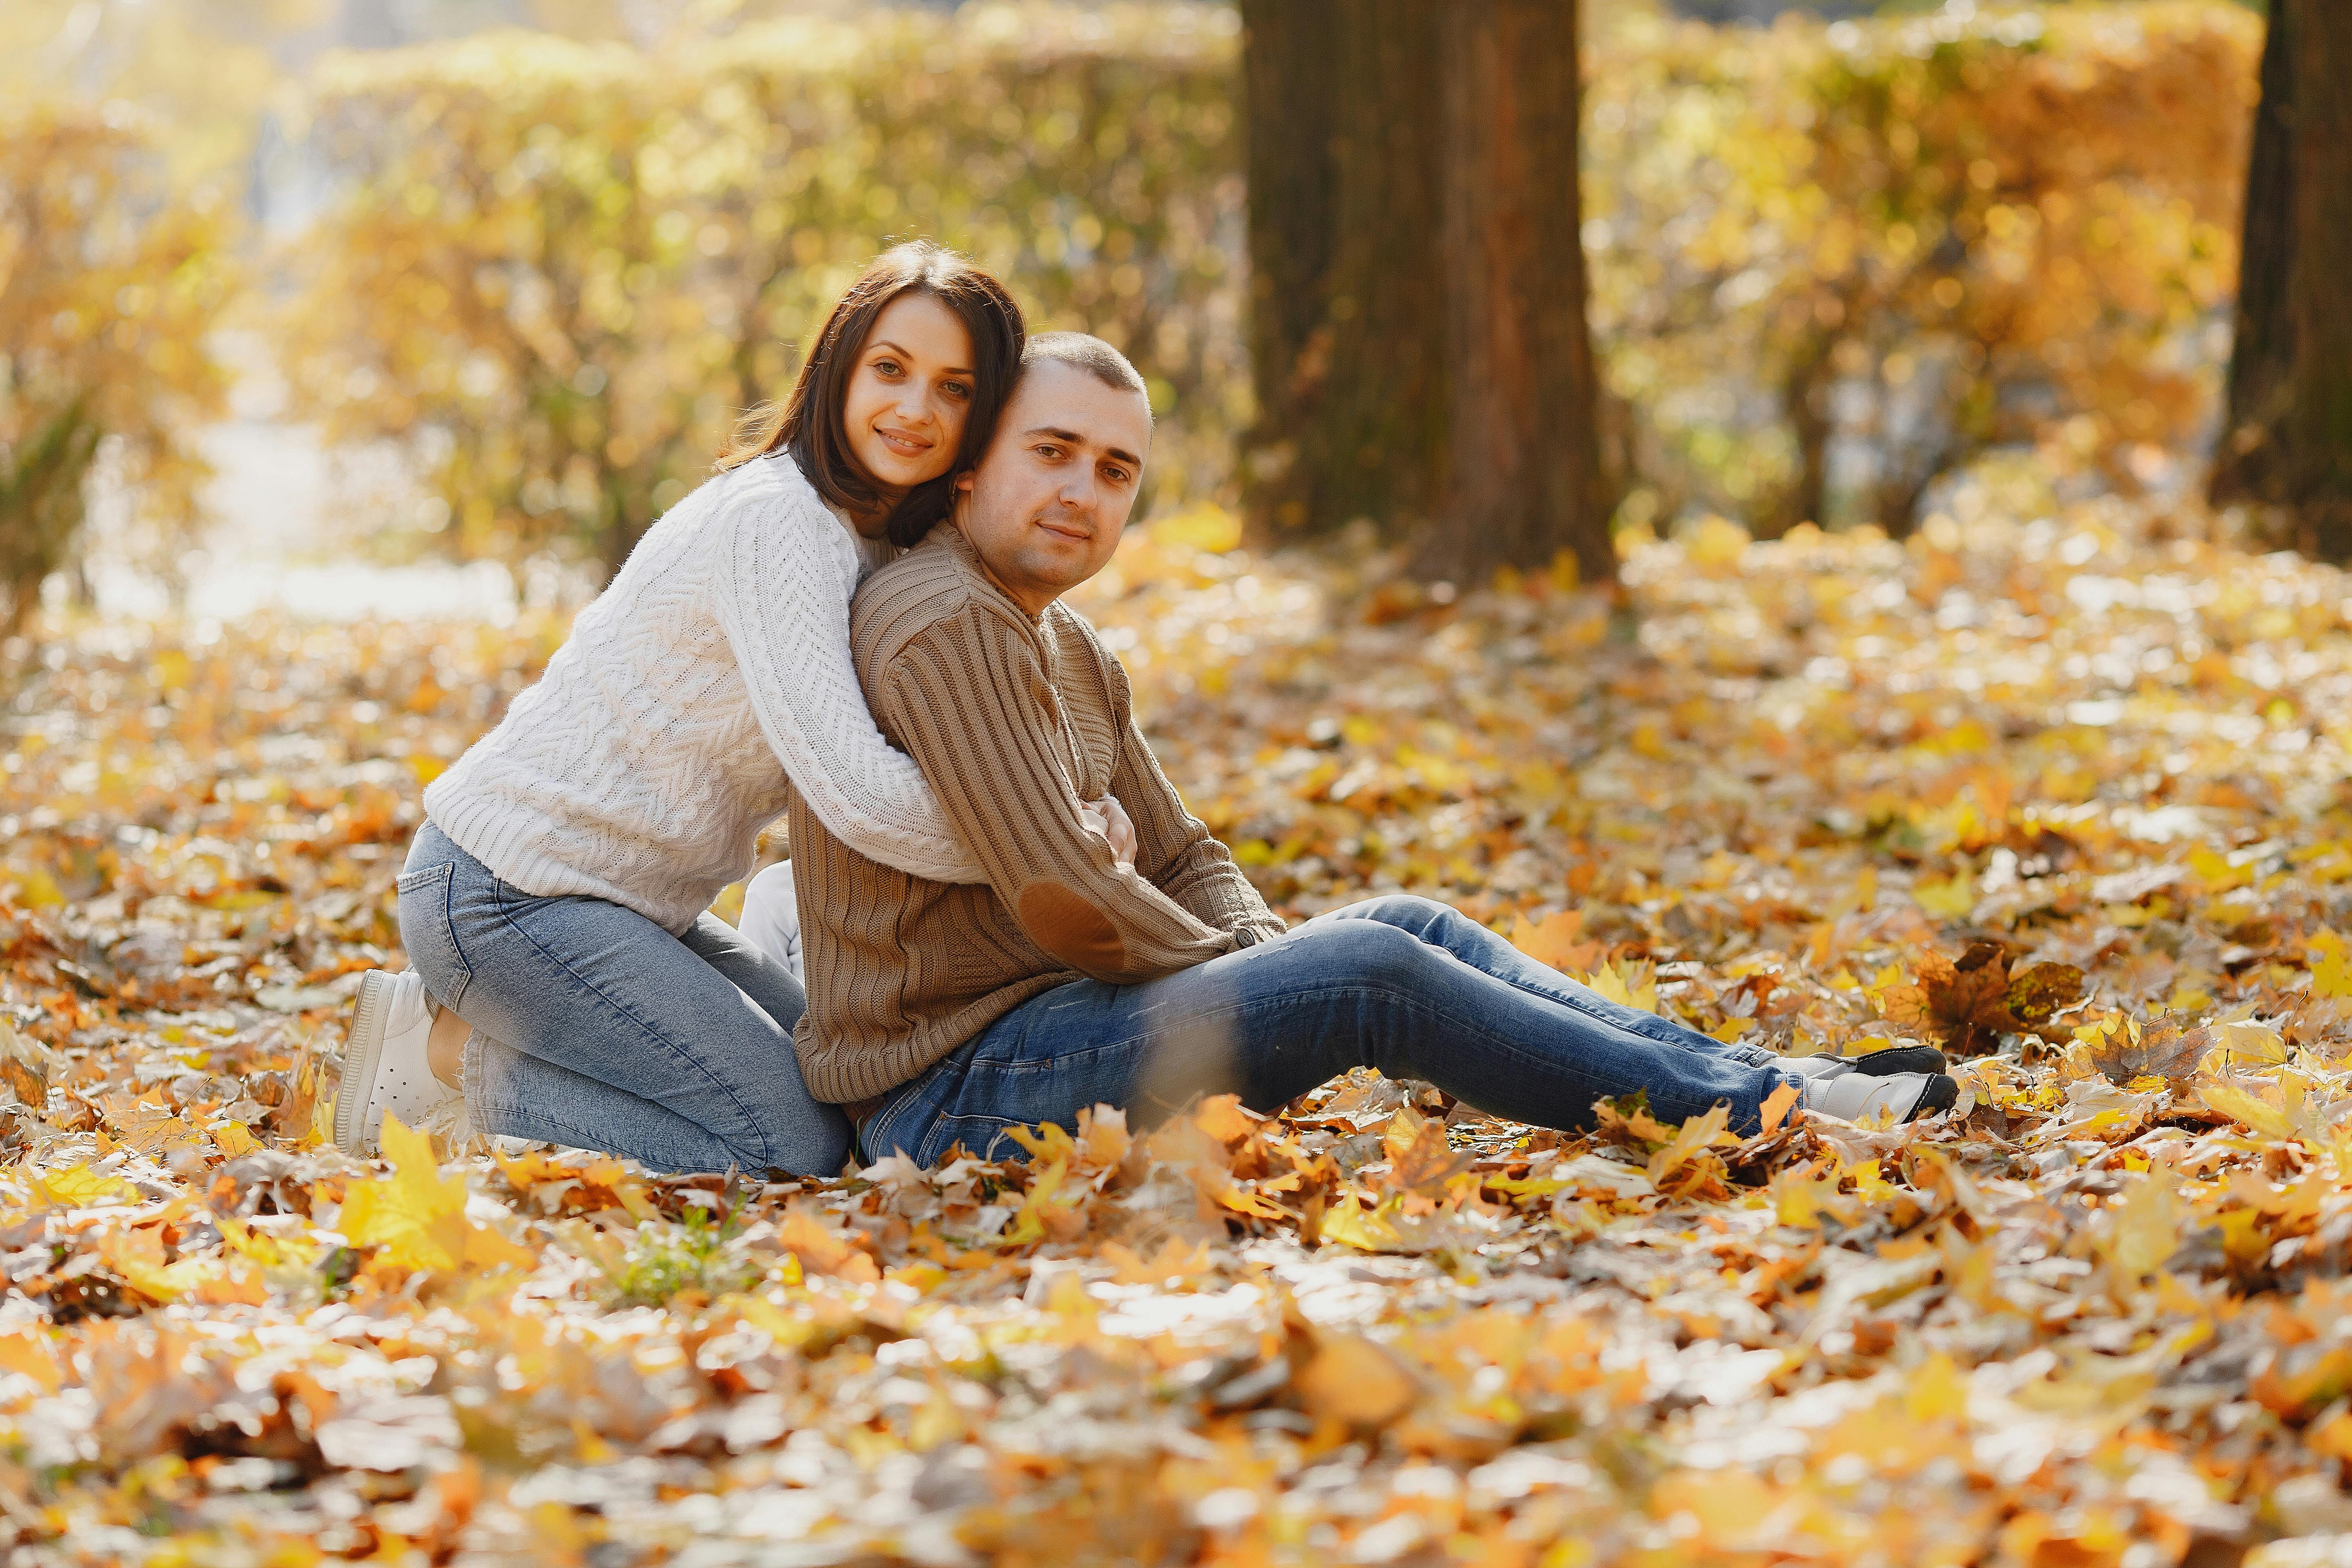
[838,290,978,532]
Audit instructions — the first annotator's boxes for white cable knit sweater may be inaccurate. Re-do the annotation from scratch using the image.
[423,451,987,933]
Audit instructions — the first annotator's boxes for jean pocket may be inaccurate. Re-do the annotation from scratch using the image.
[396,859,472,1011]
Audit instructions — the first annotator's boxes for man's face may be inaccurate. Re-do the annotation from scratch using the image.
[953,360,1151,615]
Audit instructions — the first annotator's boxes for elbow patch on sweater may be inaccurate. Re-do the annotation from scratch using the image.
[1016,880,1128,975]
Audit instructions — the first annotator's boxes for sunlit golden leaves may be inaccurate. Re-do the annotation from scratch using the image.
[13,476,2352,1559]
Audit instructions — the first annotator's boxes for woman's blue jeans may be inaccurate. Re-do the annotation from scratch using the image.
[858,894,1806,1166]
[397,822,851,1175]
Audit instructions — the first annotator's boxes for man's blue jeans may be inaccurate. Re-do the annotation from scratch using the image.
[857,894,1805,1167]
[397,822,851,1175]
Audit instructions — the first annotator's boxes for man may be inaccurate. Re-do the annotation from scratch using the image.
[788,333,1956,1167]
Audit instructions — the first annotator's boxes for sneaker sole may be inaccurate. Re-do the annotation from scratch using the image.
[333,971,394,1156]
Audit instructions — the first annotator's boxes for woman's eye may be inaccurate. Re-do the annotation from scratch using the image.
[872,359,900,376]
[942,381,970,399]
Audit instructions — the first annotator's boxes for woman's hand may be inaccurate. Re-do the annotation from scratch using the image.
[1080,794,1138,870]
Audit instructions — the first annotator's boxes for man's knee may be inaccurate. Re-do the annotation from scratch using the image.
[1294,911,1443,993]
[1325,892,1454,933]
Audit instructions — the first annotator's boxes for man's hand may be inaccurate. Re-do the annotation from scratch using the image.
[1080,794,1138,870]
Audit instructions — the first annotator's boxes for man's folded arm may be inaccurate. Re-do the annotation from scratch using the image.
[1107,709,1286,947]
[876,612,1238,983]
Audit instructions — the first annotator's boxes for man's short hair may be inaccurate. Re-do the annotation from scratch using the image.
[1022,331,1151,419]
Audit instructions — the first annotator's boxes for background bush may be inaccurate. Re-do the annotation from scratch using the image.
[267,1,2259,577]
[0,103,233,636]
[280,4,1244,575]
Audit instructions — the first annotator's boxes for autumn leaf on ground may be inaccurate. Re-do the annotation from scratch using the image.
[337,1114,533,1275]
[1511,909,1604,974]
[1884,943,2080,1056]
[2077,1020,2210,1086]
[2309,929,2352,999]
[0,1018,55,1108]
[1293,1328,1421,1429]
[1592,1091,1681,1152]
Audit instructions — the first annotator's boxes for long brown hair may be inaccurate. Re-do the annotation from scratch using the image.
[717,242,1025,547]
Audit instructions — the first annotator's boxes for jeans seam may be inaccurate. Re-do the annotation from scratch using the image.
[401,859,474,1012]
[485,878,776,1170]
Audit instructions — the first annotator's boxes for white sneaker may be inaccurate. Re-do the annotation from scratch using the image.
[334,970,459,1156]
[1786,1044,1946,1079]
[737,861,804,984]
[1807,1069,1958,1125]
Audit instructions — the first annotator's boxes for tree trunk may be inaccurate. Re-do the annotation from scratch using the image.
[1418,0,1615,588]
[1239,0,1336,509]
[2212,0,2352,561]
[1773,331,1837,540]
[1241,0,1447,542]
[2211,0,2296,509]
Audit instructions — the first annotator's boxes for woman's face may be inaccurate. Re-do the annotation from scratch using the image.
[839,291,977,532]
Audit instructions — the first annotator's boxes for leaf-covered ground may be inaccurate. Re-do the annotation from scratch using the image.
[7,478,2352,1567]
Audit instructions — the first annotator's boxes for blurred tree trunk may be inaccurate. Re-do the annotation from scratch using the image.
[2212,0,2352,561]
[1240,0,1446,542]
[1241,1,1614,582]
[1420,0,1615,588]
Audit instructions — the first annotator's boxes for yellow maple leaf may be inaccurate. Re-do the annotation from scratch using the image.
[2308,929,2352,999]
[1575,957,1658,1013]
[2195,1078,2295,1141]
[1317,1193,1406,1252]
[31,1163,142,1209]
[339,1114,532,1275]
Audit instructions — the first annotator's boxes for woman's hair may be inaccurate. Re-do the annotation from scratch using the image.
[716,241,1025,547]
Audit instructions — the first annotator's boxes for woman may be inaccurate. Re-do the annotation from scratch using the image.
[334,243,1028,1176]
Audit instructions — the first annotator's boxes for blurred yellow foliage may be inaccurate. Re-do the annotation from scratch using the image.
[0,101,234,634]
[279,5,1241,574]
[1585,3,2260,531]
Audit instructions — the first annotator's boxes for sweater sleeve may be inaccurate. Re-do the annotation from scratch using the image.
[708,464,988,885]
[1098,649,1289,948]
[876,606,1239,983]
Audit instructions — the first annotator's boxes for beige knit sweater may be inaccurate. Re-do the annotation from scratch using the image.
[789,526,1287,1103]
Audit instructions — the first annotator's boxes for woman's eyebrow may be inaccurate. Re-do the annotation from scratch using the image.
[864,339,973,375]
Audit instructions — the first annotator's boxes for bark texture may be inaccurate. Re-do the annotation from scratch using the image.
[1241,0,1447,541]
[1423,0,1613,587]
[2212,0,2352,561]
[1241,1,1614,580]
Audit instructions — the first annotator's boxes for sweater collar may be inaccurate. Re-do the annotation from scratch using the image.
[931,522,1054,627]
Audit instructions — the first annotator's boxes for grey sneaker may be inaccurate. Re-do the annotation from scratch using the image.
[334,970,457,1155]
[1807,1069,1958,1125]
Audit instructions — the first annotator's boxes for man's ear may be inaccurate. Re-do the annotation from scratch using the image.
[953,468,976,496]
